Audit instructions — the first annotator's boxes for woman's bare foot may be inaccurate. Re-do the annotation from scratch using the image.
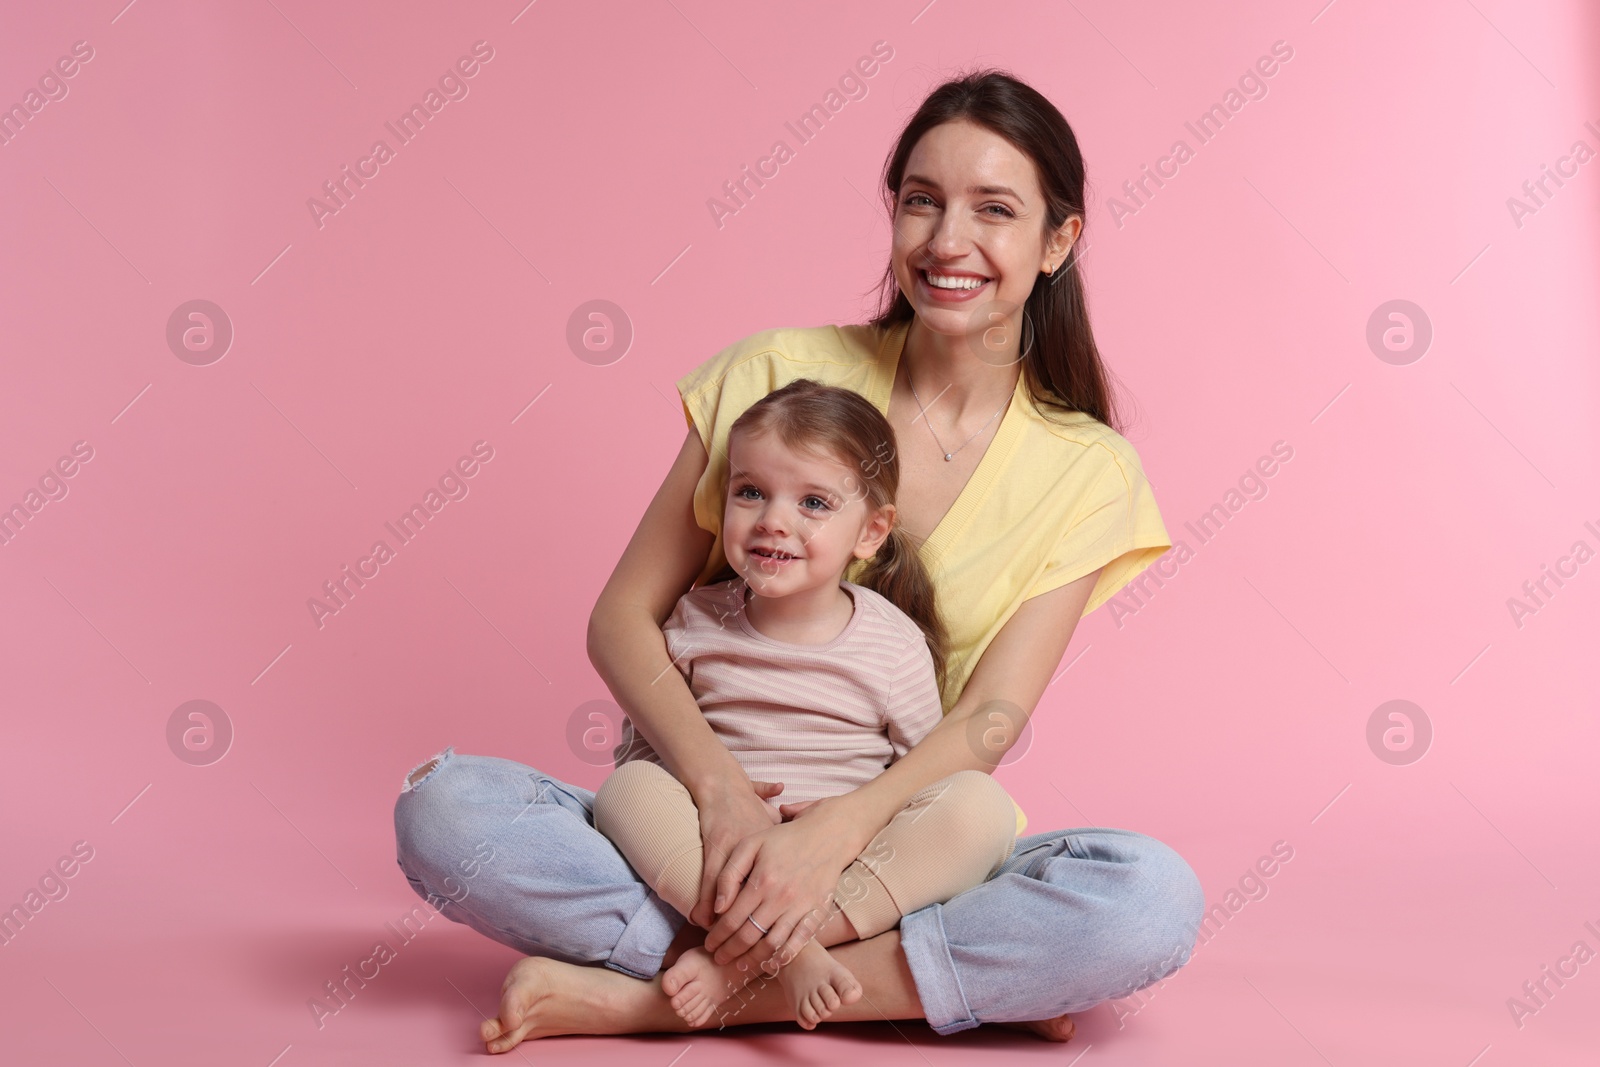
[659,945,774,1027]
[481,955,693,1053]
[996,1014,1076,1041]
[774,940,863,1030]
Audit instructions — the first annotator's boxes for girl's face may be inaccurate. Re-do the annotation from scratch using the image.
[890,119,1080,359]
[723,429,893,597]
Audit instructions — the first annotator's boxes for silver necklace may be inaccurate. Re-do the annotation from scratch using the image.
[906,367,1009,462]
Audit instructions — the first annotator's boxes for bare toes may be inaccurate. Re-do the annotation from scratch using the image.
[487,1023,531,1054]
[484,1008,527,1051]
[663,962,693,997]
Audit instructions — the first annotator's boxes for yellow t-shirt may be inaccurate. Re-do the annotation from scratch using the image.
[675,319,1172,834]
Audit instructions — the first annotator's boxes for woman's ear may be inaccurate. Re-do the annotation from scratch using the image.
[1044,214,1083,270]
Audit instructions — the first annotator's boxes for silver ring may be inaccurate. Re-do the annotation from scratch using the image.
[746,915,769,934]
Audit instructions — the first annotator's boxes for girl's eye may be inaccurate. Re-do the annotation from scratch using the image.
[802,496,831,511]
[735,485,761,500]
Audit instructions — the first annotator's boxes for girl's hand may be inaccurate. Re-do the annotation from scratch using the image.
[753,780,792,823]
[702,798,861,974]
[688,777,784,928]
[777,799,819,821]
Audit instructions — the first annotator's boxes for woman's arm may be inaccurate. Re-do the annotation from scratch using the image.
[703,565,1107,969]
[823,564,1105,847]
[587,425,782,926]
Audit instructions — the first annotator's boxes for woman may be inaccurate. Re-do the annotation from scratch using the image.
[394,69,1205,1052]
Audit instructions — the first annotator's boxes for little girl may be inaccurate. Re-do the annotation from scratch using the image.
[591,378,1019,1031]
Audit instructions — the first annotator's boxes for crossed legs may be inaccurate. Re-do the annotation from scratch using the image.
[394,749,1204,1050]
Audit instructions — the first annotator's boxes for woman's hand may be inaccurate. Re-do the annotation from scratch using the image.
[701,797,864,975]
[687,776,784,928]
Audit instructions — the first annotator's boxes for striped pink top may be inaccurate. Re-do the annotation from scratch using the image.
[612,577,944,805]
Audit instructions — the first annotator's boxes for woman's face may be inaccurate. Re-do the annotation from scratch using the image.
[722,429,892,598]
[891,119,1080,360]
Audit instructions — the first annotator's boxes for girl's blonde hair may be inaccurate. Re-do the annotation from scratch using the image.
[708,378,951,698]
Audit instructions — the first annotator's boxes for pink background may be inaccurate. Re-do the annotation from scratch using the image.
[2,0,1597,1063]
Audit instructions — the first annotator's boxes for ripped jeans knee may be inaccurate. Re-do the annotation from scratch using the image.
[401,745,454,793]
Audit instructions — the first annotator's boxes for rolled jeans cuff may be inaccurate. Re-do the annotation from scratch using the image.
[898,902,979,1035]
[604,888,684,980]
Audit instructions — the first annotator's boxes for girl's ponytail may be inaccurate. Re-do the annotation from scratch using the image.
[853,527,949,700]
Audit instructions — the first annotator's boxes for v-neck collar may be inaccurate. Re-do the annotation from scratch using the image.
[868,319,1028,561]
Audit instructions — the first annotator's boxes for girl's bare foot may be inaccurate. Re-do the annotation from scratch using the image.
[659,920,704,970]
[774,940,863,1030]
[659,944,781,1026]
[481,956,694,1053]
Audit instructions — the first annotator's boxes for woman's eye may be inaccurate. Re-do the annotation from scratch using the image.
[903,193,933,207]
[985,204,1014,217]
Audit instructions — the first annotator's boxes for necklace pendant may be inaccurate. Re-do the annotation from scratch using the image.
[944,453,953,461]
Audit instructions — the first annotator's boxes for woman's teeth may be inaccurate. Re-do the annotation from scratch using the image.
[923,271,988,289]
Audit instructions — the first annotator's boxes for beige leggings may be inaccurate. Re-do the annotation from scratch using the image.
[591,760,1018,942]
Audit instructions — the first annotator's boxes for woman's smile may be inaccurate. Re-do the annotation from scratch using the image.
[916,266,993,303]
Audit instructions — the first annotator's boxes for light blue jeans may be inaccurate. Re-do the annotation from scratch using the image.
[393,746,1205,1035]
